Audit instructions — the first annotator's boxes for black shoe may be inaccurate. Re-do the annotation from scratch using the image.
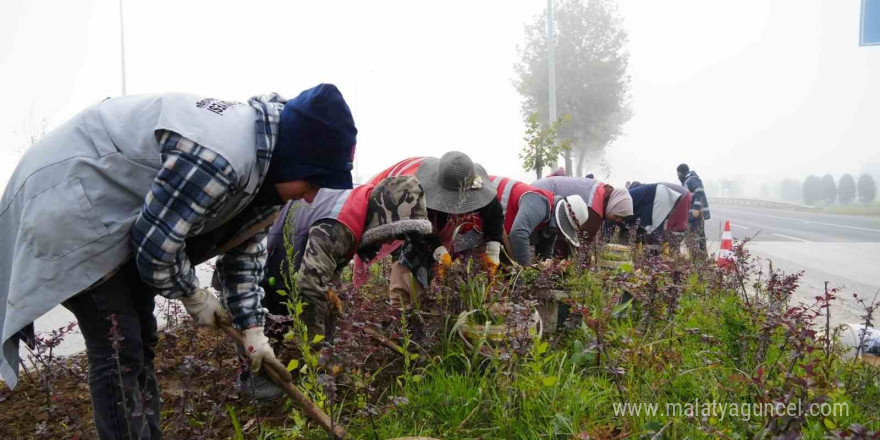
[237,371,284,402]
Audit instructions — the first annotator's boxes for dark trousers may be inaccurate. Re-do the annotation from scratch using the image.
[63,261,161,440]
[260,244,289,317]
[688,217,707,255]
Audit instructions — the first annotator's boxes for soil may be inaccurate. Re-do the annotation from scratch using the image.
[0,261,515,440]
[1,326,248,439]
[0,287,441,440]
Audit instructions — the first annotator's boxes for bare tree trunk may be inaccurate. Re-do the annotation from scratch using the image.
[536,156,543,180]
[576,151,587,177]
[564,151,573,176]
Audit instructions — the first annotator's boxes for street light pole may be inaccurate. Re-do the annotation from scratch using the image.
[119,0,127,96]
[547,0,557,126]
[547,0,560,170]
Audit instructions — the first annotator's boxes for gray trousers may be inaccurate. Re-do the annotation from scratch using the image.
[688,217,707,255]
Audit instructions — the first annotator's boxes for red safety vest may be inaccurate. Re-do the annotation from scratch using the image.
[335,185,374,249]
[489,176,556,234]
[268,184,374,259]
[367,157,427,185]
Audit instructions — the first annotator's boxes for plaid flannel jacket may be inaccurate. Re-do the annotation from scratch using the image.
[130,95,284,329]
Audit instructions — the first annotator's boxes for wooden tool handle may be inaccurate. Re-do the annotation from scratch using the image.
[220,325,348,439]
[189,211,280,265]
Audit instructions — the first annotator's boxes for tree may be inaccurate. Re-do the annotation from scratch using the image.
[718,179,741,198]
[520,113,572,179]
[515,0,631,176]
[858,174,877,204]
[12,112,48,155]
[838,174,856,204]
[820,174,837,204]
[779,179,801,202]
[803,175,822,205]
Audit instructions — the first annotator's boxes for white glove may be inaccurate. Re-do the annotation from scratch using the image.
[242,327,292,382]
[433,246,452,266]
[486,241,502,266]
[180,288,231,329]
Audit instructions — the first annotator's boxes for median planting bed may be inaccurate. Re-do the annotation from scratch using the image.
[2,240,879,439]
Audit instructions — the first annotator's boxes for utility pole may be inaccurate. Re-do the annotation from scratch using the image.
[547,0,557,128]
[119,0,127,96]
[547,0,563,172]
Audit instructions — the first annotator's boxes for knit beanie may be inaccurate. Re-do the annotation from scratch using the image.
[266,84,357,189]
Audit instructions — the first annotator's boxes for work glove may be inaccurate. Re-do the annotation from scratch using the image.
[433,246,452,281]
[485,242,501,266]
[485,241,502,279]
[433,246,452,266]
[242,327,293,383]
[327,288,343,315]
[180,288,232,329]
[690,210,702,219]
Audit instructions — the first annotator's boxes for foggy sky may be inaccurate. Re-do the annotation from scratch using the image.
[2,0,879,193]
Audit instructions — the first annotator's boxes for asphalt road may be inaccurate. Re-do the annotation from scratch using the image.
[705,206,880,243]
[705,205,880,326]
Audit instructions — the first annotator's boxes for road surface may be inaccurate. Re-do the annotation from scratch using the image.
[705,205,880,327]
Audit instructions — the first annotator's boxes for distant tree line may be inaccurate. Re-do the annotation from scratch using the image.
[792,174,876,205]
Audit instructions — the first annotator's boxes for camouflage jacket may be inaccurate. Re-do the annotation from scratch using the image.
[262,176,431,335]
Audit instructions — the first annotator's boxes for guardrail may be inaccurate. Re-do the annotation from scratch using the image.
[709,197,818,211]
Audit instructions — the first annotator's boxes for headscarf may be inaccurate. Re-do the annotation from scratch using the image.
[605,187,634,218]
[549,167,566,177]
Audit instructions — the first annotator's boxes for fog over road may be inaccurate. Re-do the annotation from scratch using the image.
[705,205,880,327]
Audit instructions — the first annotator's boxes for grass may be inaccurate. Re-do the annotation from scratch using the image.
[303,245,879,439]
[354,352,617,439]
[817,202,880,217]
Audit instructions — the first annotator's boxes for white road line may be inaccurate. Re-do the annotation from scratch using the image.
[731,224,751,229]
[772,233,809,242]
[717,209,880,233]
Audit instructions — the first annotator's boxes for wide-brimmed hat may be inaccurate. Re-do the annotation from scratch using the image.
[555,195,590,246]
[415,151,496,214]
[360,176,434,248]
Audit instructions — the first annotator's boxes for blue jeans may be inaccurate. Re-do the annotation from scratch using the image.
[63,261,161,440]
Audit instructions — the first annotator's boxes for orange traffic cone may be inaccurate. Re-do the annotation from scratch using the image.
[717,220,733,268]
